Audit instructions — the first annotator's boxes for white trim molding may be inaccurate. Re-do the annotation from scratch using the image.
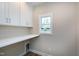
[29,49,52,56]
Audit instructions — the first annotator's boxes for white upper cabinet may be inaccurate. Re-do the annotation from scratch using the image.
[0,2,33,27]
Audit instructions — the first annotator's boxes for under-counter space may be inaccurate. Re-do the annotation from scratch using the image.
[0,34,39,48]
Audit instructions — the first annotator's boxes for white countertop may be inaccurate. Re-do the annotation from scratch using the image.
[0,34,39,48]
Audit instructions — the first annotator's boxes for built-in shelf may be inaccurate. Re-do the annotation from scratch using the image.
[0,34,39,48]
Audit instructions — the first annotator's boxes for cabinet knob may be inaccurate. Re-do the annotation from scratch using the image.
[6,18,11,23]
[9,18,11,23]
[6,18,8,23]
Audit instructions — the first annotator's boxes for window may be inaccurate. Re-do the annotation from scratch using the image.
[40,15,52,34]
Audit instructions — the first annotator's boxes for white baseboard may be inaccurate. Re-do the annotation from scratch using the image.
[29,49,52,56]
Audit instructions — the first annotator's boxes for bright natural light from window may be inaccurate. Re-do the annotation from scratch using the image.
[40,16,52,34]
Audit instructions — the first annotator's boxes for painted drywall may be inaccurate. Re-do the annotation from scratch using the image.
[76,3,79,56]
[30,3,76,56]
[0,26,31,39]
[0,2,33,56]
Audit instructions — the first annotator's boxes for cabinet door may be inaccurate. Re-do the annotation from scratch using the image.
[20,3,27,26]
[26,8,32,27]
[4,3,11,24]
[0,3,8,24]
[20,3,32,27]
[8,2,20,25]
[0,3,5,24]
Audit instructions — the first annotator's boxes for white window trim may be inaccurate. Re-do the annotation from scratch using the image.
[39,13,53,34]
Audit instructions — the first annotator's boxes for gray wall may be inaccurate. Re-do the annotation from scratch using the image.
[76,3,79,56]
[30,3,76,56]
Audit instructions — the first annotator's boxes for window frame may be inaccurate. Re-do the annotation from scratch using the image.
[39,13,53,34]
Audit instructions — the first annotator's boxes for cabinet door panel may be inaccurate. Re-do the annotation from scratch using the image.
[0,3,7,24]
[20,3,32,27]
[20,3,27,26]
[8,3,20,25]
[26,9,32,27]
